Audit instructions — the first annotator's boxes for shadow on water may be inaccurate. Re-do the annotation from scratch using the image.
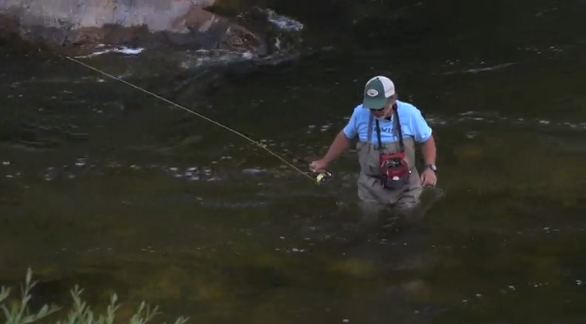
[1,0,586,323]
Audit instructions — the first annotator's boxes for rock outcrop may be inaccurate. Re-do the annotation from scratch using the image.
[0,0,266,54]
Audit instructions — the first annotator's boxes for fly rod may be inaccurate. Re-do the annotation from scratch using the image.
[65,56,331,184]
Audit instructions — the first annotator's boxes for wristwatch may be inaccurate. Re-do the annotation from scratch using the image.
[426,164,437,172]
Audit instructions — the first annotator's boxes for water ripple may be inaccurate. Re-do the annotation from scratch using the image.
[418,112,585,130]
[0,157,305,184]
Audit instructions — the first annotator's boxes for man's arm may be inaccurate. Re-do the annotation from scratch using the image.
[409,108,436,167]
[320,110,358,164]
[420,134,436,166]
[321,131,352,164]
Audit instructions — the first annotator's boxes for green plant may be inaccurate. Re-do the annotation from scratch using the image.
[0,268,189,324]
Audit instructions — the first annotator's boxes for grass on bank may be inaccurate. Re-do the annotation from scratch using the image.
[0,268,189,324]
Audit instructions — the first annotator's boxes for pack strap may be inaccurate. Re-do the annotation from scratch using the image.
[367,112,374,143]
[368,105,405,152]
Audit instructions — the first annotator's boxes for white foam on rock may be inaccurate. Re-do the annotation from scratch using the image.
[75,45,145,58]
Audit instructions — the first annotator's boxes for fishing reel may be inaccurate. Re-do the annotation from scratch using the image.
[314,170,332,184]
[291,157,332,184]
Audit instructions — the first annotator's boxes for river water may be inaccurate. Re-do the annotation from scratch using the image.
[1,0,585,323]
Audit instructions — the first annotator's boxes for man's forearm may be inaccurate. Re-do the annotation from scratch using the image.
[322,131,351,163]
[421,135,436,165]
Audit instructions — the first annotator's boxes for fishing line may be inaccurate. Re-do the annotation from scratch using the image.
[65,56,329,184]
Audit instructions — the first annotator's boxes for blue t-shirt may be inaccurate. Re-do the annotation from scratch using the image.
[342,100,432,144]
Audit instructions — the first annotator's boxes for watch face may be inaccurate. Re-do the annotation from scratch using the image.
[429,164,437,171]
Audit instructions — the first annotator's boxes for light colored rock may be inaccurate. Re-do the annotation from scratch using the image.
[0,0,264,53]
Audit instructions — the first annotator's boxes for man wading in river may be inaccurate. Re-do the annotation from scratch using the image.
[310,76,437,210]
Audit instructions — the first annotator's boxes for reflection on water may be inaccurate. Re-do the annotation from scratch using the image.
[1,0,586,323]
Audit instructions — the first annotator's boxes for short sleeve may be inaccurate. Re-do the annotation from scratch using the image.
[410,109,432,142]
[342,111,358,139]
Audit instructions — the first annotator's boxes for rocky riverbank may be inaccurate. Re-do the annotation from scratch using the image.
[0,0,272,55]
[0,0,424,108]
[0,0,318,121]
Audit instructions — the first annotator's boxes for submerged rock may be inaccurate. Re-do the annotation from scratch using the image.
[0,0,266,55]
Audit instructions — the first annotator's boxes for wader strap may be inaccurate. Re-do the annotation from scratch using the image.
[374,105,405,152]
[375,120,383,151]
[393,105,405,152]
[367,113,374,144]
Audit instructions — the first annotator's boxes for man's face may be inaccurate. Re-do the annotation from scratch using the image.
[370,97,396,118]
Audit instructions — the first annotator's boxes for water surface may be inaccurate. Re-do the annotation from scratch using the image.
[1,0,585,323]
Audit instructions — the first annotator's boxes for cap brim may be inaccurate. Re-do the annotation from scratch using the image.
[363,96,387,109]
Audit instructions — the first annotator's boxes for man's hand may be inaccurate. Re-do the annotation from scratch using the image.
[420,168,437,186]
[309,159,329,173]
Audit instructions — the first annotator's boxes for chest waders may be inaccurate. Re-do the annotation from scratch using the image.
[356,107,423,208]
